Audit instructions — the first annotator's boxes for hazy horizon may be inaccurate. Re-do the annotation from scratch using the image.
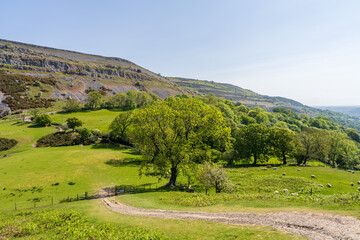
[1,0,360,106]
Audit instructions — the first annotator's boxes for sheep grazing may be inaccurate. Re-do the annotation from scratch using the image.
[352,171,355,174]
[319,184,324,188]
[297,169,300,171]
[267,165,272,168]
[327,183,332,188]
[358,181,360,185]
[262,168,267,171]
[282,173,286,176]
[351,182,354,186]
[358,187,360,191]
[283,189,288,192]
[290,193,298,196]
[274,191,279,194]
[311,175,316,178]
[273,167,277,170]
[280,166,283,168]
[348,170,352,173]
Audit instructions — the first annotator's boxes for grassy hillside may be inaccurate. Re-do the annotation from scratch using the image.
[0,110,308,239]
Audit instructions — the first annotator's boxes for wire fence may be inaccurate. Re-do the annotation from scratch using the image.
[6,184,163,212]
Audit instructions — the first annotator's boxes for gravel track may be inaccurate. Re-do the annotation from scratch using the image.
[103,197,360,240]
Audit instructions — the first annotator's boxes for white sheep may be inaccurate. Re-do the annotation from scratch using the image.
[283,189,288,192]
[319,184,324,188]
[351,182,354,186]
[290,193,298,196]
[327,183,332,188]
[274,191,279,194]
[297,169,300,171]
[358,181,360,185]
[311,175,316,178]
[282,172,286,176]
[273,167,277,170]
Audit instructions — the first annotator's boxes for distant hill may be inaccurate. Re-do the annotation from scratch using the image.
[316,106,360,117]
[170,77,360,131]
[1,39,360,131]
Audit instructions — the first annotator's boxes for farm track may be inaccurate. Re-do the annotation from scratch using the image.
[103,197,360,240]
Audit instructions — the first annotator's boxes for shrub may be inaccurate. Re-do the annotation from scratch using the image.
[37,132,80,147]
[66,117,82,130]
[34,114,52,126]
[79,128,92,144]
[0,138,18,151]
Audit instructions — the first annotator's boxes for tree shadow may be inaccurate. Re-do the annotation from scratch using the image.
[105,158,142,167]
[91,143,130,151]
[11,121,31,126]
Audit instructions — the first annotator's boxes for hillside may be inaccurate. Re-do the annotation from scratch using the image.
[1,39,360,131]
[171,77,360,131]
[0,39,186,115]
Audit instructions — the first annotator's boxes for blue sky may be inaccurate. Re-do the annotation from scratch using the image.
[1,0,360,106]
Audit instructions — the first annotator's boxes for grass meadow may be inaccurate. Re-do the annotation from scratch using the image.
[0,109,359,239]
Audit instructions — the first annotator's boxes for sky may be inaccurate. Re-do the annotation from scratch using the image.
[1,0,360,106]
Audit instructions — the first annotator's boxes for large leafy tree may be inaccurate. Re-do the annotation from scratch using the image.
[234,124,270,165]
[269,127,298,164]
[86,91,103,110]
[130,97,231,186]
[109,111,133,143]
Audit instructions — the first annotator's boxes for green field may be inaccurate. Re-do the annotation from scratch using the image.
[1,109,359,239]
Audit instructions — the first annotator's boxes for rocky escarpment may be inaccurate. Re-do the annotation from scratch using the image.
[0,40,186,116]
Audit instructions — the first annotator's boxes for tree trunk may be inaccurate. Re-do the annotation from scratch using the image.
[253,155,257,165]
[167,167,178,186]
[282,151,287,165]
[332,158,335,168]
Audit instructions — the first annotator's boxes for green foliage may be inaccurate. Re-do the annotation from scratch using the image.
[130,97,231,186]
[0,137,17,151]
[234,124,271,165]
[0,209,166,239]
[109,111,133,143]
[197,162,234,194]
[66,117,83,130]
[85,91,103,110]
[64,99,81,112]
[34,114,52,126]
[269,127,298,164]
[79,128,92,143]
[37,132,80,147]
[106,91,153,110]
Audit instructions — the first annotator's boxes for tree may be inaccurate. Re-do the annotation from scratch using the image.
[66,117,83,131]
[294,128,329,165]
[34,114,52,126]
[86,91,103,110]
[269,127,298,164]
[328,131,358,168]
[79,128,92,143]
[109,111,133,143]
[130,98,231,186]
[197,162,233,194]
[64,99,81,112]
[234,124,270,165]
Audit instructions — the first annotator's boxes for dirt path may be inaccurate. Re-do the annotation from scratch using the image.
[103,197,360,240]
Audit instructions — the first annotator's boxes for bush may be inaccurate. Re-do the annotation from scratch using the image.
[66,117,82,130]
[34,114,52,126]
[37,132,80,147]
[0,138,18,151]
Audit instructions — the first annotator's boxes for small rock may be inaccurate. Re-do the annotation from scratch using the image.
[327,183,332,188]
[283,189,288,192]
[290,193,298,196]
[267,165,272,168]
[297,169,300,171]
[273,167,277,170]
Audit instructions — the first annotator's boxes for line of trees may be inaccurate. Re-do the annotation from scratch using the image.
[106,93,360,186]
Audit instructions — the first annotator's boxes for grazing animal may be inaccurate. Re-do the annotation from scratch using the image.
[311,175,316,178]
[274,191,279,194]
[327,183,332,188]
[290,193,298,196]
